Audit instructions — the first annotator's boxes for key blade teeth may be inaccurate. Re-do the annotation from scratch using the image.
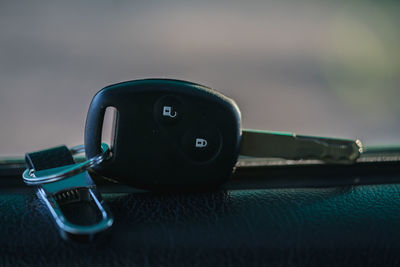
[356,139,363,154]
[296,135,363,164]
[321,139,363,164]
[241,129,362,164]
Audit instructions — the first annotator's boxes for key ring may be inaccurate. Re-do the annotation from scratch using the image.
[22,143,111,185]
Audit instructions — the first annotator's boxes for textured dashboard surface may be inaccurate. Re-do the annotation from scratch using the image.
[2,174,400,266]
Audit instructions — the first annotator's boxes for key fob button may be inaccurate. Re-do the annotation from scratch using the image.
[182,126,221,162]
[154,95,182,125]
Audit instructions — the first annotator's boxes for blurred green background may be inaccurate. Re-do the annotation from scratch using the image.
[0,0,399,156]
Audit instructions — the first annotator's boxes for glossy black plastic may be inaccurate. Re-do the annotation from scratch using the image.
[84,79,242,190]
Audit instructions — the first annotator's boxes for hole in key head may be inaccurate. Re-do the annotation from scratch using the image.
[101,106,118,157]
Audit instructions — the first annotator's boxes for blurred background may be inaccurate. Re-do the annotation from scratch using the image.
[0,0,399,156]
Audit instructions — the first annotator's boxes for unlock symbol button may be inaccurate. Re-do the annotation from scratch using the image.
[163,106,177,118]
[154,96,182,125]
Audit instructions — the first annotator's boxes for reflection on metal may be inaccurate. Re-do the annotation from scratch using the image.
[240,129,362,164]
[22,143,113,240]
[22,143,110,185]
[36,171,113,238]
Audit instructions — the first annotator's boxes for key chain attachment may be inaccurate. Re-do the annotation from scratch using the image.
[23,143,113,241]
[23,143,110,186]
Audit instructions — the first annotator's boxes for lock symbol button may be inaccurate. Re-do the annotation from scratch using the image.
[195,138,208,148]
[182,126,221,162]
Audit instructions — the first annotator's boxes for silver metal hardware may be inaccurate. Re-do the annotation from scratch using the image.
[22,143,110,185]
[22,143,113,239]
[36,169,113,237]
[240,129,363,164]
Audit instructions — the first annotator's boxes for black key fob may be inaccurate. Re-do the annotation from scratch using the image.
[85,79,241,190]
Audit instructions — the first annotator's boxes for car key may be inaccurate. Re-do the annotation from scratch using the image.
[85,79,241,190]
[84,79,362,190]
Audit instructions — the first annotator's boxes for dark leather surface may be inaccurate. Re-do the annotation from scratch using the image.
[2,174,400,266]
[25,145,75,171]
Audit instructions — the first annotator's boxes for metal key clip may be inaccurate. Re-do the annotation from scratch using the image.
[23,144,113,241]
[23,143,111,185]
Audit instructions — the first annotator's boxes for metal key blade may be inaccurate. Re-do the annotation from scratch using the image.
[240,129,363,164]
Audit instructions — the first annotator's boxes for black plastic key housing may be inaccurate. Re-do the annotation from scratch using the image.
[85,79,241,190]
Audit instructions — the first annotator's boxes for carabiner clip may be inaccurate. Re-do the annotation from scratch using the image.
[36,167,113,241]
[23,144,113,241]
